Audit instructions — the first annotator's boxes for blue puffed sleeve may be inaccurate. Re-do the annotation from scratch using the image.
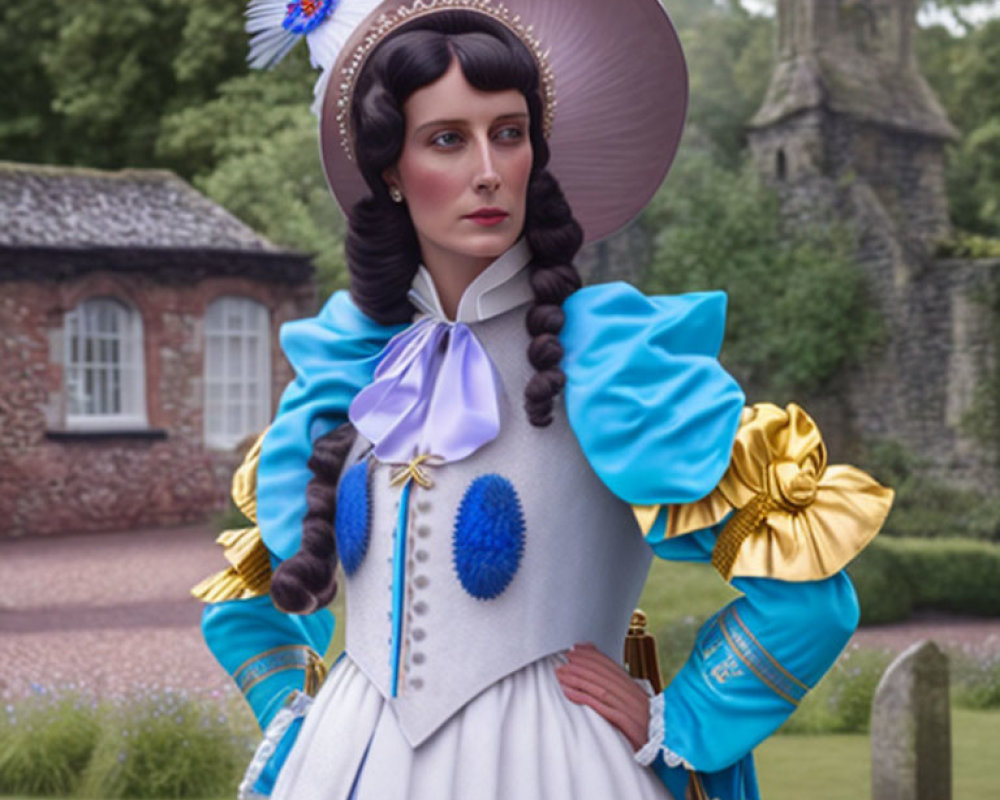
[560,282,745,506]
[562,283,858,793]
[257,291,404,561]
[648,514,860,775]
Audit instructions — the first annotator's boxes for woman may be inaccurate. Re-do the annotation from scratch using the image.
[195,3,893,799]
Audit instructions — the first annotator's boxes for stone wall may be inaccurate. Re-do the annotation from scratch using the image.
[847,250,1000,487]
[0,270,314,537]
[827,118,951,248]
[749,110,828,185]
[750,111,951,247]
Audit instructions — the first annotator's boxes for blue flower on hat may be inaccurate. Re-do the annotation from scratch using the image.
[282,0,338,35]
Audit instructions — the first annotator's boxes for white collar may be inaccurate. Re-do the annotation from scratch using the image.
[408,238,534,324]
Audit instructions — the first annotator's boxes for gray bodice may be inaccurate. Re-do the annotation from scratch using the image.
[340,305,653,747]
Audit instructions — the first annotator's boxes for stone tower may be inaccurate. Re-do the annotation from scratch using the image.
[748,0,1000,490]
[748,0,957,248]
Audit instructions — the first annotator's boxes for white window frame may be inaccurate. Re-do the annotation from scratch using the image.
[64,297,147,430]
[204,296,271,450]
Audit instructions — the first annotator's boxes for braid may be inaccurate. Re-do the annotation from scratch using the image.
[523,169,584,427]
[346,196,420,326]
[269,423,357,614]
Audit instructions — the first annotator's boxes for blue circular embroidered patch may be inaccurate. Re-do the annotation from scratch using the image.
[453,475,525,600]
[335,460,370,576]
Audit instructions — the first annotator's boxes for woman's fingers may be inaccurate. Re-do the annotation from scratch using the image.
[557,677,647,749]
[555,643,652,750]
[557,661,647,717]
[565,644,651,706]
[568,644,648,687]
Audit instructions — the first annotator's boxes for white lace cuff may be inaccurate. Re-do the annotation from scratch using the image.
[633,693,695,770]
[238,690,313,800]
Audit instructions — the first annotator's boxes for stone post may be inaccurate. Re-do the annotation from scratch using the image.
[871,640,951,800]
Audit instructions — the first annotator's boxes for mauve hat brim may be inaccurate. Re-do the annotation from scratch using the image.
[319,0,688,244]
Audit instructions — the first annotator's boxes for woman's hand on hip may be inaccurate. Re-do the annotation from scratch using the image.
[554,642,651,751]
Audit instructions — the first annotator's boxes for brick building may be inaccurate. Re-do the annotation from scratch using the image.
[0,162,316,537]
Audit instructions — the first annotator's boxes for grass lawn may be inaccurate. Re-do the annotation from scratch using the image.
[638,557,740,625]
[756,708,999,800]
[2,709,995,799]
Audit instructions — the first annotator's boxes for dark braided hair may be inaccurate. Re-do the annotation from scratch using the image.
[272,11,583,613]
[270,423,357,612]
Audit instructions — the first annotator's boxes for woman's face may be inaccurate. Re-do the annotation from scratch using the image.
[385,58,532,274]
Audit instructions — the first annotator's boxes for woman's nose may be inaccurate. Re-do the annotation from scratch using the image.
[473,138,501,193]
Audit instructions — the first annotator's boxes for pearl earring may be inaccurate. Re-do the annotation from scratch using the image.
[389,186,404,203]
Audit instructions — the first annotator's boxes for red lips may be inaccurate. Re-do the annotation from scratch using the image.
[464,207,509,227]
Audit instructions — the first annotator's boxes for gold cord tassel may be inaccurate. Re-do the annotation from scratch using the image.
[304,649,329,696]
[686,772,711,800]
[711,493,776,581]
[623,609,663,694]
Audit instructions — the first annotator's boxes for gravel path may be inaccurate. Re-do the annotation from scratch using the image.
[3,526,999,699]
[0,525,231,698]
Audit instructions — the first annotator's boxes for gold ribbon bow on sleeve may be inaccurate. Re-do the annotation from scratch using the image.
[191,430,274,602]
[639,403,894,583]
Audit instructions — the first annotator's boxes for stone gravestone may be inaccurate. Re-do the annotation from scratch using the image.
[871,640,951,800]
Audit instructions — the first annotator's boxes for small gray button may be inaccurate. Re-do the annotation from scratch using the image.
[416,550,429,562]
[413,601,428,615]
[412,628,426,642]
[412,652,426,665]
[414,575,429,589]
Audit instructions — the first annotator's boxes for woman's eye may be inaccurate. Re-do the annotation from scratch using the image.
[431,132,462,148]
[495,126,525,142]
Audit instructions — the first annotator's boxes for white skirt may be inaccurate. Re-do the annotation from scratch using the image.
[272,652,674,800]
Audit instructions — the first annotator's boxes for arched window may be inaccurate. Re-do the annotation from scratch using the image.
[204,296,271,450]
[64,297,146,428]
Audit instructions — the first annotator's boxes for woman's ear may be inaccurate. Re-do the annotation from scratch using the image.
[382,166,401,192]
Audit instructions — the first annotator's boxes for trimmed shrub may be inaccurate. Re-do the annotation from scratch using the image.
[846,542,913,625]
[848,537,1000,624]
[894,538,1000,616]
[0,688,100,796]
[79,688,252,799]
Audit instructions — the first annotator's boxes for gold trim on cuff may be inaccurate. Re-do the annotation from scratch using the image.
[233,645,323,697]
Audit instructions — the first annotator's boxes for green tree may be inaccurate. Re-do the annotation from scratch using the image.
[0,3,69,163]
[0,0,246,171]
[919,17,1000,235]
[158,52,348,295]
[664,1,775,165]
[643,147,880,399]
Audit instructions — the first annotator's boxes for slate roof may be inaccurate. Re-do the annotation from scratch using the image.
[749,54,959,141]
[0,162,278,251]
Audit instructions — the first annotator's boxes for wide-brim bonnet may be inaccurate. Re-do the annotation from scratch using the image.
[249,0,688,243]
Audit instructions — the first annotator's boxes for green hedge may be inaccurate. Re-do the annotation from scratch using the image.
[848,537,1000,624]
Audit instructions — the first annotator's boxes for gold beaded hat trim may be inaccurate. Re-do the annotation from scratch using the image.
[332,0,557,161]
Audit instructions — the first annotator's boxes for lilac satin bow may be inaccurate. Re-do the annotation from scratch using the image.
[347,318,501,464]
